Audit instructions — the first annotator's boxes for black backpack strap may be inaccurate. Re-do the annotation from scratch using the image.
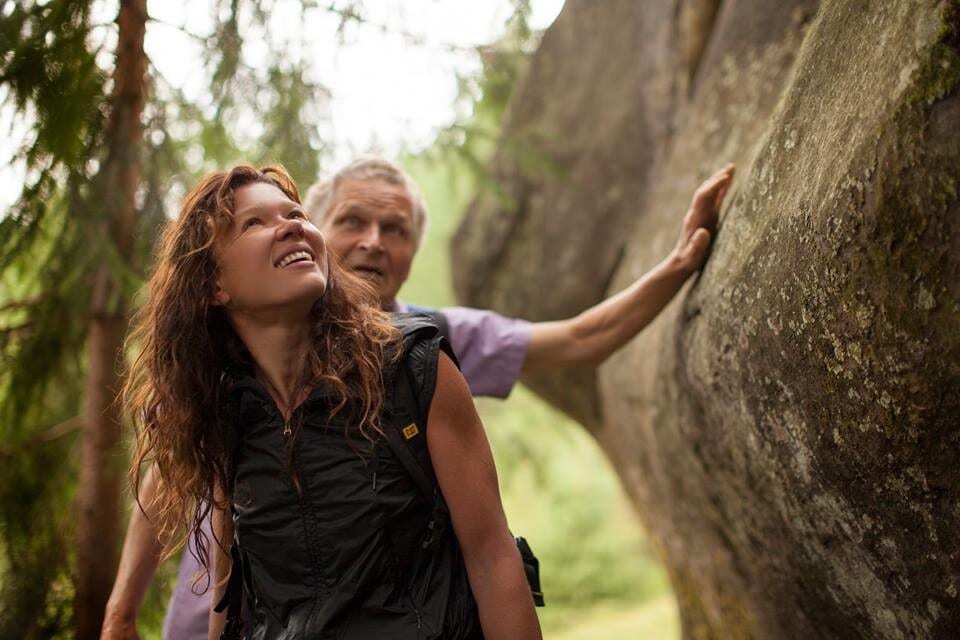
[381,319,454,549]
[383,316,545,606]
[381,364,437,502]
[386,313,458,478]
[403,304,451,345]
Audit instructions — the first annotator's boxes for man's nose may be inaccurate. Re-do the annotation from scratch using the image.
[357,224,383,252]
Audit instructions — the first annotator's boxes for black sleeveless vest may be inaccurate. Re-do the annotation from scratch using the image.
[223,317,482,639]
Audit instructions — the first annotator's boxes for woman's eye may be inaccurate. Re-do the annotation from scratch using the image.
[242,217,261,230]
[288,210,307,219]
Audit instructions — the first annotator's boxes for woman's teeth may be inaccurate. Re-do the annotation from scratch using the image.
[277,251,313,268]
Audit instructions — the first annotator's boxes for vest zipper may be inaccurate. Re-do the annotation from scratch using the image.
[279,405,327,592]
[281,415,299,493]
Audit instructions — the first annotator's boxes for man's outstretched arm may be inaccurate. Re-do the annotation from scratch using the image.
[100,466,164,640]
[522,164,735,374]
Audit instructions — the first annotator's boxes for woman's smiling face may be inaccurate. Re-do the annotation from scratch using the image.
[213,181,329,317]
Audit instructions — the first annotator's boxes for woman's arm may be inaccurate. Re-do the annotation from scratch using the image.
[427,352,542,640]
[101,466,164,640]
[207,488,233,640]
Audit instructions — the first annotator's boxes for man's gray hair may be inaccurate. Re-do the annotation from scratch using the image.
[304,156,429,246]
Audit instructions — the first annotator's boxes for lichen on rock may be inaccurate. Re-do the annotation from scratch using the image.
[454,0,960,638]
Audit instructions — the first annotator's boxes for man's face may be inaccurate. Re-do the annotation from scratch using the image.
[318,178,417,308]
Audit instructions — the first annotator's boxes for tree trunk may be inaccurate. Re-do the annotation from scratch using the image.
[453,1,960,638]
[74,1,147,638]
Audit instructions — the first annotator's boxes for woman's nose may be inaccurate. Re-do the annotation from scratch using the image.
[277,217,306,240]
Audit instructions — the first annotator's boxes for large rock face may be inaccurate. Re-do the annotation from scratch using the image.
[452,1,960,638]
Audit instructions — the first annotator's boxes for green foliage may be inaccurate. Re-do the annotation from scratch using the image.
[400,7,673,621]
[0,3,107,631]
[402,86,671,623]
[0,432,78,638]
[1,2,671,635]
[421,0,563,215]
[401,154,671,613]
[540,596,680,639]
[423,0,534,182]
[0,0,331,633]
[0,1,104,172]
[482,389,671,606]
[255,63,327,189]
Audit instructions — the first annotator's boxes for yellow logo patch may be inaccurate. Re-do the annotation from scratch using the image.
[402,423,419,440]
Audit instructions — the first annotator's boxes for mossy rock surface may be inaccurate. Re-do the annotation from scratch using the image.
[453,1,960,637]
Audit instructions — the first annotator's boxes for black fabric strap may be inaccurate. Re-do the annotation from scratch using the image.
[385,323,545,606]
[403,305,451,345]
[383,357,443,506]
[213,544,243,613]
[213,543,246,639]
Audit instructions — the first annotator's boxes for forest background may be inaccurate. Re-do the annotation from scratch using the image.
[0,1,678,638]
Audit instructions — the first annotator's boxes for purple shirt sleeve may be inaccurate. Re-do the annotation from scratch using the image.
[162,517,212,640]
[440,306,532,399]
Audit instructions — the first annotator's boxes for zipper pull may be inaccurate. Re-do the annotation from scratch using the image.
[283,421,291,437]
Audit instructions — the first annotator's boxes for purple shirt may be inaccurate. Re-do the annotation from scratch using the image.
[162,305,531,639]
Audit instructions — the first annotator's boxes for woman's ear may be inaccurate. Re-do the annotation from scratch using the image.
[212,280,230,307]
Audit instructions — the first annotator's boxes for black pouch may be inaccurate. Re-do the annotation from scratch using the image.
[516,536,544,607]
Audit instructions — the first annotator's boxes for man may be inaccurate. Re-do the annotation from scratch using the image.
[101,157,733,639]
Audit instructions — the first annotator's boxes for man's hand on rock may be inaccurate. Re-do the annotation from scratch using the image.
[672,163,735,274]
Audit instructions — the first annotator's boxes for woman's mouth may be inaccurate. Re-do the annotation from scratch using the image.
[275,250,315,268]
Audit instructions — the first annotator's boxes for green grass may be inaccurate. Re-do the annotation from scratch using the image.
[540,596,680,640]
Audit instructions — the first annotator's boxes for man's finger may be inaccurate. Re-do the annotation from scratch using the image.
[701,174,726,194]
[686,227,711,264]
[711,165,735,189]
[692,227,711,248]
[700,169,733,197]
[714,182,730,209]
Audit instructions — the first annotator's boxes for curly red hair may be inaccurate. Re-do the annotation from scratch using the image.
[123,165,398,579]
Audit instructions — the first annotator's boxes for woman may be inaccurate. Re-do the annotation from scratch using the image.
[124,165,541,639]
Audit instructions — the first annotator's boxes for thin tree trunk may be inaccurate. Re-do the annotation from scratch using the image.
[74,1,147,637]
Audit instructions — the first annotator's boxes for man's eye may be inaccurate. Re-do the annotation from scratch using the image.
[385,224,408,238]
[341,216,362,228]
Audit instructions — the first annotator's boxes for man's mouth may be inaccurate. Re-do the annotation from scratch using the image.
[352,265,385,279]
